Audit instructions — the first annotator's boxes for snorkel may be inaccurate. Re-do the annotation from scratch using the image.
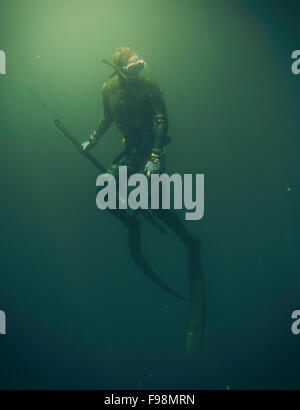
[102,54,146,100]
[102,58,129,82]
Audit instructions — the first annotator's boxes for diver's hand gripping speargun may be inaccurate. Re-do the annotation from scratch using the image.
[28,89,185,302]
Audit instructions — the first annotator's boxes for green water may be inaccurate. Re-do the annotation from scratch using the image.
[0,0,300,389]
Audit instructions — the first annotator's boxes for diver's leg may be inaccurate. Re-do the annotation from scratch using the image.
[142,147,205,353]
[151,209,195,249]
[107,208,137,229]
[149,152,197,249]
[100,153,139,229]
[104,153,185,300]
[151,209,205,355]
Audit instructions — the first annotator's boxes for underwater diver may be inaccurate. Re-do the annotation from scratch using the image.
[81,47,206,355]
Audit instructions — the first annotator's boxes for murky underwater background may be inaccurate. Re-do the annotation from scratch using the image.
[0,0,300,389]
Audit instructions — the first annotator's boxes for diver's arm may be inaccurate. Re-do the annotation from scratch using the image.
[151,83,168,151]
[82,83,113,152]
[145,82,168,176]
[93,83,114,141]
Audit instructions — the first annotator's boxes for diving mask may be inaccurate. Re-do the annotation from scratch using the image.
[123,57,146,76]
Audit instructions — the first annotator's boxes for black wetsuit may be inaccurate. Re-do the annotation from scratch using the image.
[92,74,168,177]
[92,73,205,354]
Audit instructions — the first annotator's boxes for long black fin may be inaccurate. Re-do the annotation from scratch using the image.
[128,218,185,302]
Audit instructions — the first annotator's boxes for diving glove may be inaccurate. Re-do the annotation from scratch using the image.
[81,133,97,153]
[144,149,162,177]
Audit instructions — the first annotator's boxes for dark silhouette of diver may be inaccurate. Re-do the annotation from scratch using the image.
[30,47,205,355]
[81,47,206,354]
